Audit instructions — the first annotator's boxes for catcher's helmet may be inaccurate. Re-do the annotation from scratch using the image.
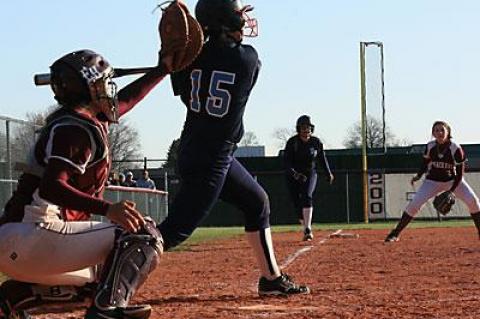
[296,115,315,133]
[195,0,257,38]
[50,50,119,122]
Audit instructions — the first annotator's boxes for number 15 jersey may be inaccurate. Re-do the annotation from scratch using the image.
[171,39,260,149]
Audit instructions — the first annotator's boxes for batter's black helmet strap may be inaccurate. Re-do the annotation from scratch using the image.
[94,222,163,309]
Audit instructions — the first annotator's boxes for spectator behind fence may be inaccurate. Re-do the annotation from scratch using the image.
[118,173,127,186]
[137,170,156,190]
[106,172,120,186]
[124,171,137,187]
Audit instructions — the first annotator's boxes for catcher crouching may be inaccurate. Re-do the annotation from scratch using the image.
[0,2,202,318]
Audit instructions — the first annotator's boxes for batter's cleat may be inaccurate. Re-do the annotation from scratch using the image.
[303,228,313,241]
[84,304,151,319]
[258,273,310,296]
[384,233,400,242]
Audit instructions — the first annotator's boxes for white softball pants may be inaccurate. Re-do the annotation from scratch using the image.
[0,220,116,286]
[405,178,480,217]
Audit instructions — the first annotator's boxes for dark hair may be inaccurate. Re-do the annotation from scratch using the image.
[431,120,452,139]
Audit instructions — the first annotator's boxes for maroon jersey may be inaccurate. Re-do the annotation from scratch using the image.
[5,108,110,222]
[422,140,465,182]
[1,68,167,224]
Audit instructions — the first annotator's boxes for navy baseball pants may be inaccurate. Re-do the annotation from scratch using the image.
[286,171,317,220]
[158,145,270,250]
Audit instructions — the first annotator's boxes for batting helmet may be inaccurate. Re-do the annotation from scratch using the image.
[50,50,119,123]
[195,0,258,38]
[296,115,315,133]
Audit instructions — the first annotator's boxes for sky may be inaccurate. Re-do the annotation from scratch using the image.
[1,1,479,159]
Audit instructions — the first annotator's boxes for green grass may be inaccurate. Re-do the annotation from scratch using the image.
[178,219,473,247]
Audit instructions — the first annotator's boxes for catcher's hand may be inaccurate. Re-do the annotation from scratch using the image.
[158,0,204,73]
[106,200,145,233]
[433,191,456,216]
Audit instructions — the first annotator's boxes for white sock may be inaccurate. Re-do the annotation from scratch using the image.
[302,207,313,232]
[246,228,281,280]
[299,218,304,228]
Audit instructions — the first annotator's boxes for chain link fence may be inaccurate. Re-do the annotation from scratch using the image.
[0,115,169,224]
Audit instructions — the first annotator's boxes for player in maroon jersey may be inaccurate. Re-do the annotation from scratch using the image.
[385,121,480,242]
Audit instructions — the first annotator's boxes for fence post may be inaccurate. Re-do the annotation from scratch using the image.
[5,120,12,195]
[346,172,350,224]
[164,171,169,216]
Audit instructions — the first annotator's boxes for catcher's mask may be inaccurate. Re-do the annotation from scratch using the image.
[296,115,315,134]
[50,50,119,123]
[195,0,258,39]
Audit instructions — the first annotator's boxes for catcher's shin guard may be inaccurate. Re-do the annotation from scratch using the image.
[94,220,163,310]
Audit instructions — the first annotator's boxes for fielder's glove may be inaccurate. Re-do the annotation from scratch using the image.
[433,191,456,216]
[158,0,204,73]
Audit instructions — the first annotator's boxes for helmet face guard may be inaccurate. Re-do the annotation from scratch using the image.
[195,0,258,40]
[84,65,119,123]
[50,50,119,123]
[239,5,258,37]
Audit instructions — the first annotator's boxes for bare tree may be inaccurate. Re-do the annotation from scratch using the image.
[272,127,295,149]
[9,106,56,166]
[343,116,409,148]
[108,119,142,172]
[239,131,259,147]
[7,106,142,173]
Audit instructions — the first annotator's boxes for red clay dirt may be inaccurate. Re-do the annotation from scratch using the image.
[33,226,480,319]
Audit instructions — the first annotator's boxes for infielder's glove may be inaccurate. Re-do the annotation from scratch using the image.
[433,191,456,216]
[158,0,204,73]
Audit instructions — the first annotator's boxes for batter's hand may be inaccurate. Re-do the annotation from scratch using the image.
[410,175,421,186]
[106,200,146,233]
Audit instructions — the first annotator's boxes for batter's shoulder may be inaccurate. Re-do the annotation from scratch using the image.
[238,44,259,65]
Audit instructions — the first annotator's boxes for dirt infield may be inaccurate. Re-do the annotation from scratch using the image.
[33,226,480,319]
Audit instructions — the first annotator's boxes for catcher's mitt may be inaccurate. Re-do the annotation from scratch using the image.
[158,0,204,73]
[433,191,456,216]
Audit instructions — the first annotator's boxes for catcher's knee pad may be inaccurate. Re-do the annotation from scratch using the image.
[94,220,163,309]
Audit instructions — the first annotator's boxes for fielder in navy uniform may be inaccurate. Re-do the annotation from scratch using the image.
[385,120,480,242]
[284,115,334,241]
[157,0,309,296]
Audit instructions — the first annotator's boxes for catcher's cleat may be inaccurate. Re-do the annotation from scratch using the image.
[84,304,151,319]
[258,273,310,296]
[303,228,313,241]
[0,308,31,319]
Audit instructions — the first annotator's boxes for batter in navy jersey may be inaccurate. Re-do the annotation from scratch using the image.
[385,121,480,242]
[284,115,334,241]
[158,0,309,296]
